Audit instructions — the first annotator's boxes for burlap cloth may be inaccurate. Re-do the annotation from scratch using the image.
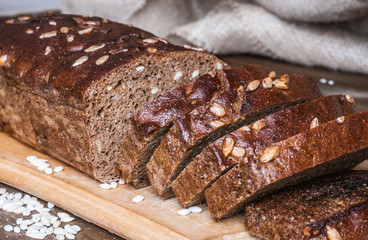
[62,0,368,75]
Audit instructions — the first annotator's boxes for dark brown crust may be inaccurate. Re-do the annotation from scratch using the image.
[115,72,229,188]
[205,111,368,220]
[172,95,356,208]
[0,14,226,182]
[146,65,322,199]
[0,13,190,104]
[244,171,368,240]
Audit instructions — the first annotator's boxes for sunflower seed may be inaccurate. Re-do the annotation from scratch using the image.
[209,120,225,129]
[78,27,92,35]
[222,137,235,158]
[39,31,57,39]
[85,43,105,52]
[0,54,8,66]
[262,77,272,89]
[60,27,69,34]
[310,117,319,129]
[49,20,57,26]
[72,56,88,67]
[260,145,280,163]
[268,71,276,78]
[336,116,345,124]
[66,34,75,42]
[96,55,109,65]
[209,102,226,117]
[273,80,289,89]
[45,46,52,56]
[232,147,246,158]
[246,80,260,91]
[346,95,355,105]
[326,225,342,240]
[142,38,158,44]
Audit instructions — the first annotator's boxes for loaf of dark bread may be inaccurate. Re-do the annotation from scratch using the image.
[205,111,368,220]
[244,170,368,240]
[115,70,228,188]
[0,13,225,182]
[172,95,356,208]
[146,66,322,199]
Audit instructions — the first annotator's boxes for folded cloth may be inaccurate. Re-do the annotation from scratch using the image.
[62,0,368,75]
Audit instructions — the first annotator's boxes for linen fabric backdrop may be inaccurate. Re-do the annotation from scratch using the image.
[62,0,368,75]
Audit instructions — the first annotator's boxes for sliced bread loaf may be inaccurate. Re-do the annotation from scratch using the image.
[0,14,225,182]
[244,170,368,240]
[205,111,368,220]
[115,71,228,188]
[172,95,356,208]
[146,66,322,198]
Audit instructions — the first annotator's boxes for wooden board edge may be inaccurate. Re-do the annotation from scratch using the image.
[0,157,189,240]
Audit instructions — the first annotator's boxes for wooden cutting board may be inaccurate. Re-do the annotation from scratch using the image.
[1,132,368,240]
[0,132,255,240]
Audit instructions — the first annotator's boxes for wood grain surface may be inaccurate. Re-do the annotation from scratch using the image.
[0,133,253,240]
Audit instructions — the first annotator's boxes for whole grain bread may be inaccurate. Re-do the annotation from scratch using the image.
[172,95,356,208]
[115,71,228,188]
[205,111,368,220]
[0,13,225,182]
[146,66,322,199]
[244,170,368,240]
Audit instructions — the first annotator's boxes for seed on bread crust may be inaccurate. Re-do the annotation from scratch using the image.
[346,95,355,105]
[72,56,89,67]
[39,31,57,39]
[85,43,105,52]
[326,226,342,240]
[268,71,276,78]
[239,125,251,132]
[260,145,280,163]
[67,34,75,42]
[0,55,8,66]
[209,120,225,129]
[232,147,246,158]
[146,47,157,53]
[78,27,92,35]
[310,117,319,129]
[336,116,345,124]
[60,27,69,34]
[45,46,52,55]
[252,119,267,132]
[262,77,273,89]
[209,102,226,117]
[96,55,109,65]
[280,74,290,83]
[246,80,260,91]
[273,80,289,89]
[222,137,235,157]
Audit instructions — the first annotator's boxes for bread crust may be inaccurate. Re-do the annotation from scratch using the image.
[244,171,368,240]
[146,65,322,198]
[205,111,368,220]
[172,95,356,208]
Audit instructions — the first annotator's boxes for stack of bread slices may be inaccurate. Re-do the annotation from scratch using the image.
[0,13,367,240]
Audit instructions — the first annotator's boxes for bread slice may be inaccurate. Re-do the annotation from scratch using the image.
[172,95,356,208]
[115,71,229,188]
[205,111,368,220]
[244,170,368,240]
[146,66,322,198]
[0,14,226,182]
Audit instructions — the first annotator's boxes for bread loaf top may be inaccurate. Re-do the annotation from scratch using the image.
[0,13,196,104]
